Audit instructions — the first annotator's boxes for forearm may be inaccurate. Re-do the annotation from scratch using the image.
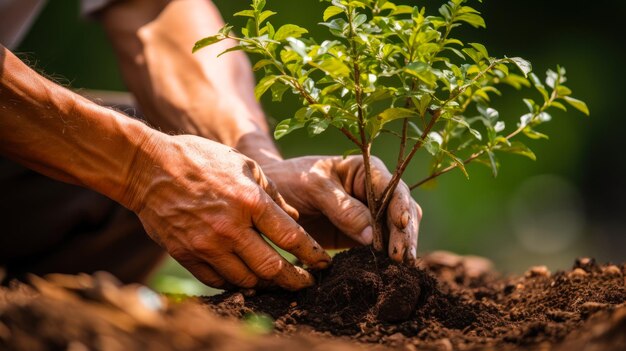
[0,46,156,207]
[99,0,281,166]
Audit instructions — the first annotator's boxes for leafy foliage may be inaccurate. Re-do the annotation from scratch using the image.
[194,0,588,248]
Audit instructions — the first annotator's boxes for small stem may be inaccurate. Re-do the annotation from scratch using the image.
[410,88,559,190]
[410,151,481,189]
[397,81,416,166]
[398,118,408,165]
[375,109,441,221]
[346,7,382,250]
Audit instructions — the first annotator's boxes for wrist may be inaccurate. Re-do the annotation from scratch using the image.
[234,129,283,168]
[116,124,166,213]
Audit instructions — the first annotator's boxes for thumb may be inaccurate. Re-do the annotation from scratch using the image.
[317,181,373,245]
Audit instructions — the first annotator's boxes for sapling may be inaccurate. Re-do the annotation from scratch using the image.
[193,0,589,252]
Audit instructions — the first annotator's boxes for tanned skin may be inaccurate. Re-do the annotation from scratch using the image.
[0,0,421,290]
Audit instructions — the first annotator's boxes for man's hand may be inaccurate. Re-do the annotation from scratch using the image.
[263,156,422,264]
[122,134,331,291]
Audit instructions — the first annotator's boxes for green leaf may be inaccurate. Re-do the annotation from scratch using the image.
[217,45,244,58]
[259,10,277,24]
[353,13,368,27]
[442,150,469,179]
[310,58,350,78]
[405,62,436,86]
[378,107,420,124]
[469,43,489,59]
[234,9,255,18]
[487,150,498,177]
[367,108,419,138]
[252,59,276,71]
[391,5,414,15]
[523,127,549,140]
[451,116,482,140]
[462,48,483,64]
[274,118,305,139]
[274,24,309,41]
[243,313,274,335]
[551,101,567,111]
[323,5,344,21]
[254,75,279,100]
[342,148,360,159]
[508,57,532,77]
[455,12,486,28]
[192,34,225,53]
[496,141,536,160]
[563,96,589,116]
[308,118,330,135]
[556,85,572,97]
[271,82,290,102]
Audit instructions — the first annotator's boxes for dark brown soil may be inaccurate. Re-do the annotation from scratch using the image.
[204,246,626,350]
[0,248,624,351]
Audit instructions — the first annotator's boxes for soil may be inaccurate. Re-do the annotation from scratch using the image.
[1,247,625,351]
[204,246,626,350]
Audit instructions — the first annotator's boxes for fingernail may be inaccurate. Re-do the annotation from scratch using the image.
[316,258,331,270]
[401,211,410,228]
[359,226,373,245]
[294,266,315,288]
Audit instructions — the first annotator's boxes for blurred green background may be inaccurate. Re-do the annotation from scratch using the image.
[15,0,626,295]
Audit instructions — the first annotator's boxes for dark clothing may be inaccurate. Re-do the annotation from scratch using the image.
[0,157,163,284]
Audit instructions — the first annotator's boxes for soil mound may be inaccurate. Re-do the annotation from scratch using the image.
[204,247,626,350]
[0,249,624,350]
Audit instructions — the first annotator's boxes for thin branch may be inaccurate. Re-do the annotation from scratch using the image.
[346,7,382,250]
[410,87,559,190]
[410,151,482,190]
[397,81,417,166]
[398,118,409,165]
[375,109,441,221]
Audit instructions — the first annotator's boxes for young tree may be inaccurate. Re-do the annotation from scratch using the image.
[193,0,589,252]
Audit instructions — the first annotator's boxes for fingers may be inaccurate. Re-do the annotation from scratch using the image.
[387,182,421,264]
[248,159,299,221]
[181,259,231,289]
[316,180,373,245]
[195,252,260,288]
[364,157,421,264]
[263,177,299,221]
[234,228,315,291]
[252,193,331,270]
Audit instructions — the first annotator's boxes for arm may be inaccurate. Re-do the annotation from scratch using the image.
[0,45,150,204]
[97,0,281,166]
[0,45,330,290]
[97,0,422,263]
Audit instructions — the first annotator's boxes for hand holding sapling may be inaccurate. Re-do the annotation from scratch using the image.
[263,155,421,262]
[194,0,588,256]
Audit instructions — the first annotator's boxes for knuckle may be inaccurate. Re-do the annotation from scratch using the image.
[189,234,214,253]
[254,257,284,280]
[415,202,423,222]
[243,189,267,213]
[273,229,302,251]
[340,201,367,224]
[169,248,193,264]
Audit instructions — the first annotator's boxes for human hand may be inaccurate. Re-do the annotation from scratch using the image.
[121,134,331,290]
[262,156,422,264]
